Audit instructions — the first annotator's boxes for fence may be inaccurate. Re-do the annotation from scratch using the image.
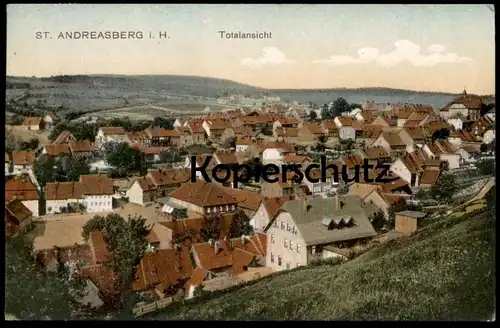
[132,297,173,317]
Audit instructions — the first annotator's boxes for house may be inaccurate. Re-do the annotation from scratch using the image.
[251,195,296,232]
[202,118,232,139]
[301,165,340,196]
[95,127,126,148]
[390,149,441,187]
[422,141,461,169]
[370,115,397,128]
[348,183,411,217]
[168,180,239,215]
[395,211,427,235]
[69,140,94,158]
[247,140,295,160]
[418,169,441,188]
[283,155,312,168]
[44,174,114,214]
[274,127,299,142]
[470,116,494,141]
[131,247,194,298]
[440,90,485,120]
[22,117,44,131]
[371,132,407,158]
[455,144,481,163]
[190,234,267,277]
[42,111,59,128]
[297,123,326,142]
[52,130,76,145]
[359,146,391,167]
[11,151,36,174]
[261,172,308,199]
[262,147,289,165]
[124,131,149,146]
[186,119,207,143]
[221,187,264,218]
[273,117,300,131]
[173,118,186,128]
[400,127,427,148]
[266,196,378,271]
[321,120,339,138]
[146,218,206,250]
[126,168,191,206]
[144,127,181,147]
[175,126,194,146]
[334,117,363,140]
[5,176,40,217]
[42,144,71,157]
[448,130,479,147]
[132,145,167,163]
[289,108,309,122]
[235,139,253,152]
[220,127,254,144]
[5,200,33,238]
[214,151,238,166]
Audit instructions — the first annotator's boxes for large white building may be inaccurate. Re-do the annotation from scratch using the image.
[44,174,114,214]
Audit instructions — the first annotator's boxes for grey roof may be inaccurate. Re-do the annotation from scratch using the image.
[280,196,378,246]
[395,210,426,218]
[156,197,186,209]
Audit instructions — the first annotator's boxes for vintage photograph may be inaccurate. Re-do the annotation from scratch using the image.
[5,4,495,320]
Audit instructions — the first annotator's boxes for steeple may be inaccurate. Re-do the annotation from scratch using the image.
[463,88,467,96]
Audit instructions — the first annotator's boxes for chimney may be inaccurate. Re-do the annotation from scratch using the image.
[335,196,340,211]
[214,241,220,254]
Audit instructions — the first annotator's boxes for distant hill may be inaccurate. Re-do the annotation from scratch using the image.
[143,211,495,321]
[6,74,466,109]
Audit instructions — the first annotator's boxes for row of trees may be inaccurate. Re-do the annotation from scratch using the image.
[35,153,91,187]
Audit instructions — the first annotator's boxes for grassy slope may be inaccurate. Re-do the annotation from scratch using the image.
[148,212,495,321]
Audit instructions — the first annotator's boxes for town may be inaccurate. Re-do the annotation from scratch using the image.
[5,89,496,318]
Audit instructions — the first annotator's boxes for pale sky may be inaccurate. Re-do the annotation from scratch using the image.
[6,4,495,94]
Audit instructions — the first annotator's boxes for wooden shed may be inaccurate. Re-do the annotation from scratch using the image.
[394,210,427,235]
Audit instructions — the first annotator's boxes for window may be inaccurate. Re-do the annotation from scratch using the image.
[296,244,301,253]
[281,222,285,230]
[270,253,274,263]
[287,224,291,232]
[290,241,294,250]
[278,256,282,266]
[273,221,278,228]
[292,225,297,234]
[284,239,288,248]
[286,262,290,270]
[271,234,275,244]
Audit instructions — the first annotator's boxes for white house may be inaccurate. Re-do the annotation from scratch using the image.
[339,126,356,140]
[301,168,339,196]
[262,148,285,165]
[422,142,461,170]
[44,174,114,214]
[11,151,36,175]
[390,158,420,187]
[95,127,126,148]
[236,139,252,152]
[266,196,378,272]
[250,196,295,232]
[447,116,464,131]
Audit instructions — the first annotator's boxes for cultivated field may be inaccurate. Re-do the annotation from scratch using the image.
[7,126,51,144]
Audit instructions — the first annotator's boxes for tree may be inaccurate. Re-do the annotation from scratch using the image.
[322,97,351,119]
[476,158,495,176]
[480,143,488,153]
[104,142,143,174]
[429,172,458,202]
[431,128,450,142]
[152,117,175,130]
[350,103,362,110]
[6,129,23,153]
[340,138,356,155]
[19,138,40,151]
[200,213,221,242]
[369,209,387,232]
[34,154,58,187]
[5,235,88,320]
[10,114,24,125]
[159,149,182,164]
[309,111,318,122]
[229,210,254,238]
[48,121,70,142]
[486,184,495,216]
[318,135,327,144]
[82,214,149,292]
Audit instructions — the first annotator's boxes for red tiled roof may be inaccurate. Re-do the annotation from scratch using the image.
[169,180,238,207]
[11,151,36,166]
